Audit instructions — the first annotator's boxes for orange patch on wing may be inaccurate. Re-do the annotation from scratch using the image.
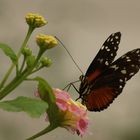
[87,69,101,82]
[84,87,117,111]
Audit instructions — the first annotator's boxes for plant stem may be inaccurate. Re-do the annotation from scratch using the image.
[30,66,43,74]
[19,56,26,73]
[26,125,57,140]
[0,49,43,100]
[0,70,28,100]
[0,26,34,90]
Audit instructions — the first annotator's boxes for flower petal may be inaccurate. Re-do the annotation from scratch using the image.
[77,118,89,136]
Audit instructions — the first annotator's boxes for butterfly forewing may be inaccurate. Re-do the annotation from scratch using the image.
[82,48,140,111]
[85,32,121,83]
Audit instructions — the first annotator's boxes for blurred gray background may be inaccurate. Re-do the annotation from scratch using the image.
[0,0,140,140]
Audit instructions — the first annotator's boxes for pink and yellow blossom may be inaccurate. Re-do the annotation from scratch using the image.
[53,88,89,136]
[36,88,89,136]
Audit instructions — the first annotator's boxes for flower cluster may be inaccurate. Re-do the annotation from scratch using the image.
[25,13,47,28]
[36,34,58,50]
[53,88,89,136]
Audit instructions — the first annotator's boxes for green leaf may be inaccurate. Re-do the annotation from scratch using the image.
[34,77,55,103]
[33,77,59,123]
[0,96,48,118]
[0,43,17,64]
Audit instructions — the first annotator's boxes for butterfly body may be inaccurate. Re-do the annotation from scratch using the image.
[78,32,140,111]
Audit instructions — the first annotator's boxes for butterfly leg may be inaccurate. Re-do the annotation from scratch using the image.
[63,80,80,92]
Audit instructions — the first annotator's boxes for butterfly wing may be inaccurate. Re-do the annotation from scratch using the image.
[83,48,140,111]
[85,32,121,82]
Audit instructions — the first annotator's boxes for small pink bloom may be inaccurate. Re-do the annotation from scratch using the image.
[53,88,70,111]
[54,88,70,101]
[36,88,89,136]
[77,118,89,136]
[53,88,89,136]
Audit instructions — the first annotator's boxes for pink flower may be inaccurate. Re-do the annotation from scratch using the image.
[53,88,89,136]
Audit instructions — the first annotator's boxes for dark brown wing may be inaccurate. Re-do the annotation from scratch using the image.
[85,32,121,83]
[83,49,140,111]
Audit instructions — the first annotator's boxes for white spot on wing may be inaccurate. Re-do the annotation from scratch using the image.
[121,70,127,74]
[119,79,123,82]
[125,78,127,81]
[119,85,123,88]
[111,53,114,56]
[126,59,131,62]
[105,46,108,49]
[98,58,104,63]
[110,65,119,70]
[107,38,110,42]
[116,41,119,44]
[129,73,135,76]
[131,64,135,67]
[101,46,104,50]
[105,61,109,65]
[112,33,115,36]
[136,50,140,54]
[110,38,113,42]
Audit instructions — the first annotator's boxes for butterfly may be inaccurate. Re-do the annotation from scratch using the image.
[76,32,140,111]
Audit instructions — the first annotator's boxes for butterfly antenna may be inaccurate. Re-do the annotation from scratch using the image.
[55,36,84,75]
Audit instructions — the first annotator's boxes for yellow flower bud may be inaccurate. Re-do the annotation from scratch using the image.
[36,34,58,50]
[25,13,47,28]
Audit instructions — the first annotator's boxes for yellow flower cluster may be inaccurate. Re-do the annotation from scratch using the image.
[36,34,58,49]
[25,13,47,28]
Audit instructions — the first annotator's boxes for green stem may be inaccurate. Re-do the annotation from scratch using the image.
[17,27,34,58]
[16,63,19,76]
[30,67,43,74]
[0,49,43,100]
[26,125,57,140]
[19,56,26,73]
[0,26,34,90]
[0,70,29,100]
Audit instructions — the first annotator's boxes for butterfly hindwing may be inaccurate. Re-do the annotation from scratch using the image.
[109,48,140,81]
[83,48,140,111]
[85,32,121,83]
